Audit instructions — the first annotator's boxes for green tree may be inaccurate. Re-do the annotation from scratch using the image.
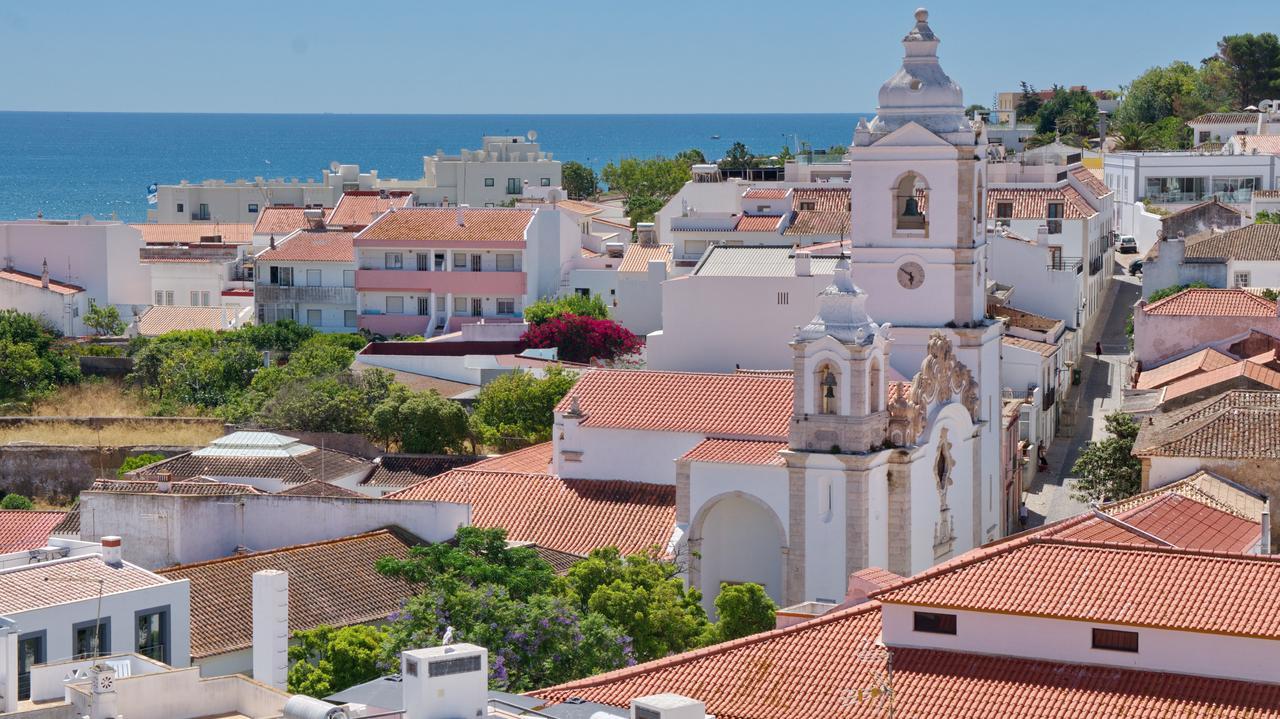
[117,453,165,477]
[1215,33,1280,107]
[470,366,577,447]
[377,527,556,601]
[370,385,470,453]
[1015,81,1042,118]
[600,157,691,225]
[287,625,388,696]
[0,493,34,510]
[714,583,777,641]
[83,301,126,336]
[1149,115,1192,149]
[1035,86,1099,137]
[0,310,80,404]
[568,547,712,661]
[523,294,610,325]
[1257,210,1280,224]
[674,148,707,166]
[719,142,753,171]
[561,161,599,200]
[1112,121,1157,151]
[1070,412,1143,504]
[1114,61,1203,125]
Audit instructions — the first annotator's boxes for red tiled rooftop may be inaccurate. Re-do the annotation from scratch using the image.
[131,223,254,245]
[733,215,783,232]
[987,186,1095,219]
[356,207,534,243]
[326,191,413,228]
[618,244,672,273]
[1069,166,1111,198]
[386,470,674,556]
[1001,335,1058,357]
[1143,288,1277,317]
[680,439,786,467]
[0,510,69,553]
[742,188,789,200]
[0,269,82,295]
[466,442,553,474]
[533,600,1280,719]
[558,370,793,439]
[1048,494,1260,553]
[1161,357,1280,402]
[791,187,850,212]
[256,230,355,263]
[253,206,326,237]
[1136,347,1237,389]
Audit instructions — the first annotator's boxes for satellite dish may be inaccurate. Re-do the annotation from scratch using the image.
[329,161,340,172]
[527,130,538,141]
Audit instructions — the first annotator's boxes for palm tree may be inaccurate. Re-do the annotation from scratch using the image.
[1113,121,1155,151]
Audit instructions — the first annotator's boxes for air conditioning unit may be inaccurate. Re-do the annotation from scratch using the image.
[630,693,712,719]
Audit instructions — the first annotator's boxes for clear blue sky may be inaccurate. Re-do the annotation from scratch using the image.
[0,0,1268,114]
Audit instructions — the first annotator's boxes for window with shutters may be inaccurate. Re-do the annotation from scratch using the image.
[343,270,355,287]
[386,296,404,314]
[307,269,322,286]
[496,253,515,271]
[344,310,356,327]
[417,297,431,316]
[497,298,515,315]
[453,253,468,269]
[306,309,322,326]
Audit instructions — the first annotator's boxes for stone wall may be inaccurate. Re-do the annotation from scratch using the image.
[0,445,196,501]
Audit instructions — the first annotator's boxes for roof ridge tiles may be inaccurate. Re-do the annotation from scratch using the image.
[158,527,414,571]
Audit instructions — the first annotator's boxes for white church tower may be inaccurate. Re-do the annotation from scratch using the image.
[847,8,1003,546]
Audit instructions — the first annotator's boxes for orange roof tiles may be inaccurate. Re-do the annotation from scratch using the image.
[618,244,672,273]
[326,192,413,228]
[733,215,784,232]
[0,510,69,553]
[0,268,83,295]
[874,538,1280,638]
[742,188,789,199]
[1143,287,1277,317]
[1238,135,1280,155]
[783,210,848,237]
[1136,391,1280,459]
[1049,494,1260,553]
[1069,166,1111,198]
[558,370,793,439]
[791,187,850,212]
[256,230,355,263]
[0,556,167,614]
[989,303,1061,333]
[356,207,534,243]
[158,529,418,658]
[1189,112,1259,124]
[1136,347,1237,389]
[135,306,241,336]
[252,207,323,237]
[1185,223,1280,261]
[131,223,254,245]
[552,199,606,216]
[386,470,674,556]
[1002,335,1058,357]
[89,478,263,496]
[987,186,1095,219]
[1160,357,1280,402]
[680,439,786,466]
[466,442,553,474]
[533,599,1280,719]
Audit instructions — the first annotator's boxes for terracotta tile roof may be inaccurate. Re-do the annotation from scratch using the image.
[0,268,83,295]
[987,186,1094,219]
[1136,389,1280,458]
[850,566,903,590]
[580,246,603,258]
[252,207,323,237]
[791,187,850,212]
[326,192,413,228]
[49,507,80,536]
[275,480,365,498]
[522,543,586,574]
[618,244,673,273]
[1047,494,1260,552]
[131,223,254,245]
[385,470,675,556]
[133,447,371,485]
[135,305,242,336]
[1237,135,1280,155]
[557,370,793,439]
[533,600,1280,719]
[1136,347,1237,389]
[733,215,784,232]
[158,528,418,658]
[1002,335,1058,357]
[361,454,485,488]
[465,442,553,474]
[1185,223,1280,261]
[0,556,167,614]
[0,510,69,553]
[255,230,355,263]
[680,439,787,466]
[89,478,263,496]
[874,538,1280,638]
[356,207,534,243]
[886,380,910,406]
[552,199,606,216]
[782,210,848,237]
[989,303,1061,333]
[1254,189,1280,199]
[1142,287,1277,317]
[1103,470,1268,521]
[593,217,632,230]
[1160,357,1280,402]
[1069,166,1111,198]
[1188,112,1259,124]
[742,188,789,200]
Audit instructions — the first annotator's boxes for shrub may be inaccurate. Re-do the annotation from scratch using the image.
[0,493,34,510]
[118,453,166,477]
[521,314,641,364]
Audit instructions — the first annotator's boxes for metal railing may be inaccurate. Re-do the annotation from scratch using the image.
[255,285,356,304]
[793,153,848,165]
[1047,256,1083,272]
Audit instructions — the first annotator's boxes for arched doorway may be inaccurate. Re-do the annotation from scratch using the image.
[690,492,786,616]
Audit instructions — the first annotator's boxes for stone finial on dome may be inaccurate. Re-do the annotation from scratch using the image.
[865,7,970,141]
[797,259,881,345]
[904,8,937,42]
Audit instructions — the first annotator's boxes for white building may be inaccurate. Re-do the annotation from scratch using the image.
[0,537,191,704]
[154,164,377,224]
[0,264,90,336]
[353,206,577,338]
[646,246,843,372]
[139,243,252,311]
[254,229,357,331]
[397,135,562,208]
[663,185,851,264]
[1187,109,1280,146]
[0,219,151,322]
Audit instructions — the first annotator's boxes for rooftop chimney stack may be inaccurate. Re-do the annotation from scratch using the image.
[402,644,488,719]
[101,536,122,567]
[40,258,49,289]
[629,693,710,719]
[1262,511,1271,554]
[795,250,812,277]
[252,569,289,690]
[87,663,118,719]
[456,205,467,227]
[156,471,173,493]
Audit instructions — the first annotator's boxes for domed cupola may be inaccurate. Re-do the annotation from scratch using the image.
[797,259,882,345]
[862,8,972,143]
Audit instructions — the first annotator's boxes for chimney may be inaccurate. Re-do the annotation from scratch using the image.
[456,204,468,227]
[87,664,118,719]
[630,694,708,719]
[156,471,172,493]
[101,536,122,567]
[1035,225,1049,246]
[402,644,488,719]
[40,258,49,289]
[303,208,326,230]
[794,250,812,277]
[1262,511,1272,554]
[252,569,289,690]
[636,222,657,246]
[269,234,276,250]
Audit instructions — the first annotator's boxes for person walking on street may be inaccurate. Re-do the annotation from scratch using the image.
[1095,341,1103,358]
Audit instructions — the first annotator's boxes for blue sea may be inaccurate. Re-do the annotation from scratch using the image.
[0,112,866,223]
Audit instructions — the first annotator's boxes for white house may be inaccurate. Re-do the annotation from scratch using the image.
[1142,223,1280,296]
[139,243,253,313]
[390,134,562,208]
[1187,109,1280,146]
[0,263,90,336]
[254,228,357,331]
[0,218,151,321]
[154,164,377,224]
[0,537,191,703]
[646,246,843,372]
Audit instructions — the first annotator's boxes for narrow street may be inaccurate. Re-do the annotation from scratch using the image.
[1022,265,1142,527]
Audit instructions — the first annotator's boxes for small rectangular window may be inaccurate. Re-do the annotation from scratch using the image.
[484,178,495,187]
[385,252,403,270]
[176,203,184,213]
[247,203,259,213]
[344,309,356,327]
[497,298,515,315]
[200,291,210,306]
[306,309,322,325]
[164,290,174,305]
[1092,628,1138,653]
[996,202,1013,219]
[189,291,199,306]
[279,267,294,287]
[454,296,467,314]
[417,297,431,316]
[540,177,551,187]
[155,291,163,305]
[405,658,418,677]
[913,611,957,635]
[386,296,404,314]
[1234,272,1251,288]
[307,269,322,286]
[496,253,515,271]
[343,269,355,287]
[453,253,468,269]
[799,201,816,211]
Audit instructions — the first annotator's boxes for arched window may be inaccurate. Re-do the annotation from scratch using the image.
[818,365,838,415]
[868,356,883,413]
[895,173,928,232]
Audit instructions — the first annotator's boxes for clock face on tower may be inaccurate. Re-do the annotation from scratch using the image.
[897,261,925,289]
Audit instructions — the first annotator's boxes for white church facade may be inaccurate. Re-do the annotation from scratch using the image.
[551,8,1002,613]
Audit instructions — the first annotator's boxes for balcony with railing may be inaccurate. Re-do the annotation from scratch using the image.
[255,284,356,304]
[1047,256,1083,273]
[357,312,433,336]
[354,269,525,294]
